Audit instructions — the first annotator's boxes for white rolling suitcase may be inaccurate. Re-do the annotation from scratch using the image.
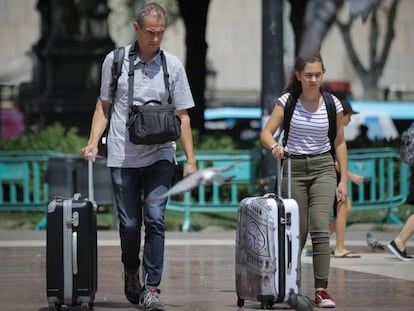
[235,157,312,310]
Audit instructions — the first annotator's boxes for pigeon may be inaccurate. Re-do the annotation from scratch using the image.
[148,160,240,202]
[366,232,385,251]
[288,291,314,311]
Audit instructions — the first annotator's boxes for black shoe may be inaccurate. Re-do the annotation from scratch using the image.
[124,269,141,304]
[387,240,414,262]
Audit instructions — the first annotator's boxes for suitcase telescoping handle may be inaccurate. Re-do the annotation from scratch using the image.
[276,152,291,198]
[87,152,94,201]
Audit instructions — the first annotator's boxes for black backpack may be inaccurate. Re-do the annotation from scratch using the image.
[282,91,337,156]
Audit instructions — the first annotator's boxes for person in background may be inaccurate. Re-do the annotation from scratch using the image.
[261,53,348,308]
[330,100,364,258]
[81,3,197,310]
[387,214,414,261]
[353,124,371,146]
[388,121,414,261]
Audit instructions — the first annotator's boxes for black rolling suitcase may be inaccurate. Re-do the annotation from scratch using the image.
[46,155,97,311]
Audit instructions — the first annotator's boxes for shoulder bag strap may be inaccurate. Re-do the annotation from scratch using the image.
[160,51,172,105]
[127,44,172,108]
[127,42,138,109]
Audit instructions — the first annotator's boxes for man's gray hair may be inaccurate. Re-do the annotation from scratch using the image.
[136,2,167,27]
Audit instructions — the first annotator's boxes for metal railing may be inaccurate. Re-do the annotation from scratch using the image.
[0,148,410,231]
[167,151,260,232]
[347,148,410,224]
[167,148,411,231]
[0,151,59,211]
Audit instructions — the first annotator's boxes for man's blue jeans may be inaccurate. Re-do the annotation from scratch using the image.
[111,160,175,287]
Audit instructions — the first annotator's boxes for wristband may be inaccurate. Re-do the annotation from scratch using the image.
[270,143,279,150]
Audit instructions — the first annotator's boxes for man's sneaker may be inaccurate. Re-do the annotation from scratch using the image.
[315,290,336,308]
[387,240,414,262]
[124,269,141,304]
[140,287,165,311]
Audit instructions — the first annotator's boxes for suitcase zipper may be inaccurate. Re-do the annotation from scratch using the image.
[63,200,73,305]
[276,197,286,303]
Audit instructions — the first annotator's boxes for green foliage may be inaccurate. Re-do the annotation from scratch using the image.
[0,123,88,154]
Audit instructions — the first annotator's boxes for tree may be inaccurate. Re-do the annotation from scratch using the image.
[176,0,211,134]
[336,0,400,99]
[288,0,399,99]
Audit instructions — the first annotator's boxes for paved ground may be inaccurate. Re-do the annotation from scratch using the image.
[0,224,413,311]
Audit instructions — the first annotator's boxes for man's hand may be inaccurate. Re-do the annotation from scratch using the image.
[183,160,197,177]
[80,145,97,161]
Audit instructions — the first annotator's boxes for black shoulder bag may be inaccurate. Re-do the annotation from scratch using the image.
[126,44,181,145]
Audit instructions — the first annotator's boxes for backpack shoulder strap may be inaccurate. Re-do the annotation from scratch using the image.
[282,91,300,146]
[110,47,125,103]
[322,91,337,155]
[282,91,337,153]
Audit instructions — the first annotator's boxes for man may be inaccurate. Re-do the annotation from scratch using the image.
[81,3,197,310]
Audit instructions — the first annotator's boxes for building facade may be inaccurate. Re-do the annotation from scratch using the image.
[1,0,413,102]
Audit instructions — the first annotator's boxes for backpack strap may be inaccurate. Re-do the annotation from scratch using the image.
[107,47,125,128]
[110,47,125,103]
[282,91,337,154]
[98,47,125,155]
[322,91,337,156]
[282,91,300,147]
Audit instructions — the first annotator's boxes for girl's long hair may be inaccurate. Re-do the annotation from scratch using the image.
[282,53,325,94]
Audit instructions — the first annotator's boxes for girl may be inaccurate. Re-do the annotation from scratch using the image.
[260,53,348,308]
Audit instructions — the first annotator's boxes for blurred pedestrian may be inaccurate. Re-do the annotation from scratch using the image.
[353,124,371,146]
[387,214,414,261]
[330,100,363,258]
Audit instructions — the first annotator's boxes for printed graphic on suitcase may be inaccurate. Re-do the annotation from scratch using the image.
[235,193,300,309]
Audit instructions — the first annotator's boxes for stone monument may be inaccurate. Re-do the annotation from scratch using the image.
[18,0,115,135]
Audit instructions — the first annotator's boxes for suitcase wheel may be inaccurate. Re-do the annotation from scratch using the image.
[47,302,59,311]
[260,301,273,309]
[237,297,244,307]
[81,302,91,311]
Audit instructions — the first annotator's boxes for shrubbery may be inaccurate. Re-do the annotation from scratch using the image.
[0,123,88,154]
[0,123,260,154]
